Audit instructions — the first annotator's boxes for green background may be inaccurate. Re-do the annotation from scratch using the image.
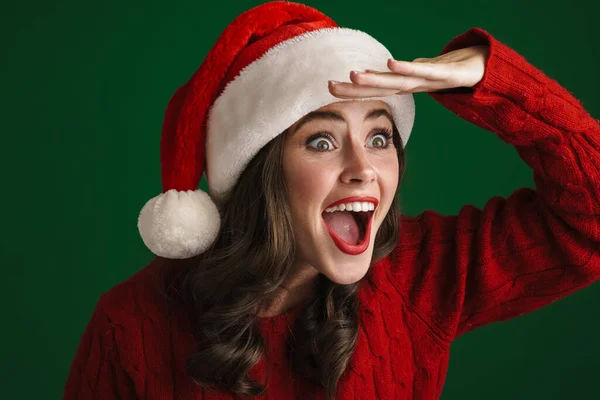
[2,0,599,398]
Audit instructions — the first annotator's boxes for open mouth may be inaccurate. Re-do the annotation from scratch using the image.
[321,209,375,255]
[322,210,371,243]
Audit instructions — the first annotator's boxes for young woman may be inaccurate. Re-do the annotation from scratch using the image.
[64,2,600,399]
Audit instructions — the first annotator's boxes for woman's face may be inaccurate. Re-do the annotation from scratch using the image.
[282,100,400,285]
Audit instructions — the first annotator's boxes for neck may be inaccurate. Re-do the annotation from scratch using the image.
[257,262,319,317]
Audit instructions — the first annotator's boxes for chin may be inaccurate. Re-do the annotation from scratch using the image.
[328,274,365,286]
[322,261,371,285]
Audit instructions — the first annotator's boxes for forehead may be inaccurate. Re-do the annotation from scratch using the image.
[288,100,393,133]
[317,99,390,114]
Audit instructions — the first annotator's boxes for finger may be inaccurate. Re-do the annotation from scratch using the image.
[387,59,453,81]
[349,70,429,92]
[328,81,400,98]
[329,79,449,97]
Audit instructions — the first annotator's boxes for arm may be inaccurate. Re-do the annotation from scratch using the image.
[63,299,136,399]
[390,28,600,340]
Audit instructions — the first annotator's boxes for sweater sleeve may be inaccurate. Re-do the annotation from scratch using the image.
[63,298,136,400]
[390,27,600,341]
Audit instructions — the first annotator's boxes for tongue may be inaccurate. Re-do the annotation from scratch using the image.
[322,211,360,245]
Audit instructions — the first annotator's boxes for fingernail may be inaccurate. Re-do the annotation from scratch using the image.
[329,80,341,85]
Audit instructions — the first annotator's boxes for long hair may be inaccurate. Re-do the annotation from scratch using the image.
[156,124,406,399]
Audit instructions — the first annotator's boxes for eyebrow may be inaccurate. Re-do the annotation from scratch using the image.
[290,108,394,135]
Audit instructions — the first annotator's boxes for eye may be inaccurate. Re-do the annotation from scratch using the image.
[368,130,393,149]
[307,132,335,152]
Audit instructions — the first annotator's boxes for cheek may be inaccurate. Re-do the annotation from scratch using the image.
[283,157,335,209]
[378,155,399,190]
[287,167,318,198]
[375,155,400,216]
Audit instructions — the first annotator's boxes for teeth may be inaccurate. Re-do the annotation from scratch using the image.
[324,201,376,213]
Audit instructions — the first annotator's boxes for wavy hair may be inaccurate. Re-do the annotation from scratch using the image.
[157,124,406,399]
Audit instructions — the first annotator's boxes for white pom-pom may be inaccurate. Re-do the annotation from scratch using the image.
[137,189,221,259]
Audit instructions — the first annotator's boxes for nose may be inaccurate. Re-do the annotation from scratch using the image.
[340,145,377,185]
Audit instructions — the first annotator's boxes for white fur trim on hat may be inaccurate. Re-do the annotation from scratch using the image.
[206,27,415,204]
[137,189,220,259]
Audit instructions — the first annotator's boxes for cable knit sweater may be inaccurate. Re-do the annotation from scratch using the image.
[64,28,600,400]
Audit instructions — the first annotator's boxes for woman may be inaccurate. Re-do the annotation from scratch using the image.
[64,2,600,400]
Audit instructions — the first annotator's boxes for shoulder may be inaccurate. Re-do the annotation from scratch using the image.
[89,259,194,379]
[96,258,169,322]
[93,258,192,349]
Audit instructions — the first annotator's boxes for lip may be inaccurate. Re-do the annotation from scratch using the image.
[323,213,373,255]
[324,196,379,210]
[321,196,378,256]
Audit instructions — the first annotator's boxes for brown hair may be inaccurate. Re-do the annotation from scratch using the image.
[157,124,406,399]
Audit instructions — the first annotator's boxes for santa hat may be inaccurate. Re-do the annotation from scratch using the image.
[137,1,416,259]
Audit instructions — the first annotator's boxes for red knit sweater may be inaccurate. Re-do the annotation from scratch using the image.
[64,28,600,400]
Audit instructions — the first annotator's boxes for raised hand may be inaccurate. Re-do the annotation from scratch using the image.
[328,45,489,98]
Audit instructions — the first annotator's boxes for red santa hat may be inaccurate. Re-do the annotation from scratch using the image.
[137,1,416,259]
